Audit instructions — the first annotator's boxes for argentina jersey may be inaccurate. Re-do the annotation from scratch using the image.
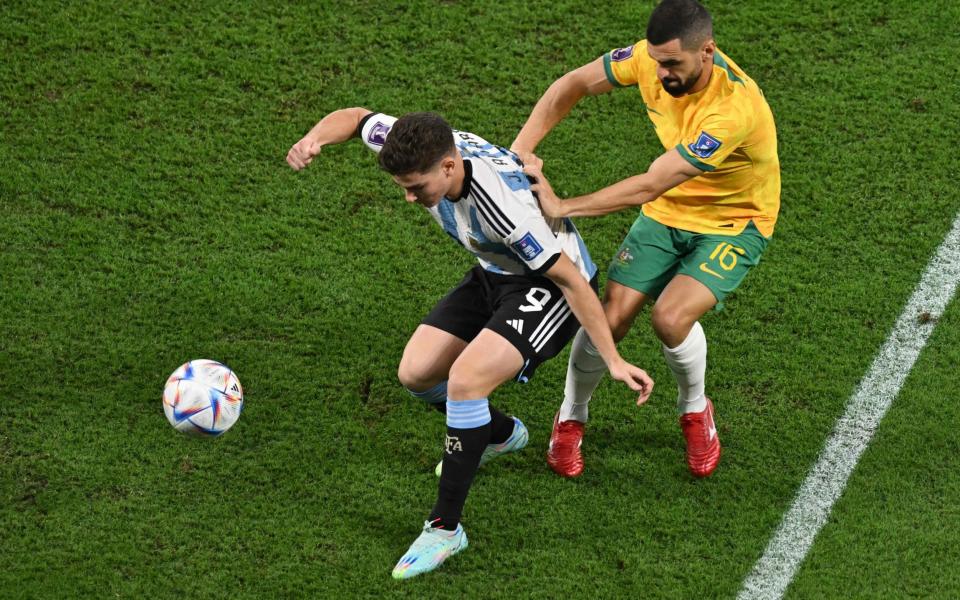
[358,112,597,281]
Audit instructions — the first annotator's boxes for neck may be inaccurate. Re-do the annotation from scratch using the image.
[446,154,466,199]
[686,56,714,95]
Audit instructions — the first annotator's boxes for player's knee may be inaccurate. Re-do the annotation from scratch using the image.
[445,365,472,401]
[397,356,434,392]
[650,305,691,342]
[446,360,486,401]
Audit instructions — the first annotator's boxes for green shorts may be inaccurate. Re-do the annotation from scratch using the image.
[607,213,770,309]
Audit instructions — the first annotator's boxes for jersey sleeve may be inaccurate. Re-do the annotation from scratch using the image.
[503,215,563,274]
[468,162,564,274]
[602,41,644,88]
[675,106,751,171]
[493,179,564,274]
[357,112,398,154]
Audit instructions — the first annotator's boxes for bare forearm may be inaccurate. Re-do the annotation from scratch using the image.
[545,253,653,401]
[304,107,370,147]
[512,76,586,153]
[514,59,613,154]
[526,147,702,219]
[557,174,659,217]
[287,107,371,171]
[555,274,621,367]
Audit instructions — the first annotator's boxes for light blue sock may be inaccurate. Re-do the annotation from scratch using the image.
[406,381,447,407]
[446,398,491,429]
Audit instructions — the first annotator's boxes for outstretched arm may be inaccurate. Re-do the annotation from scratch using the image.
[510,58,613,155]
[545,253,654,405]
[523,148,703,218]
[286,107,373,171]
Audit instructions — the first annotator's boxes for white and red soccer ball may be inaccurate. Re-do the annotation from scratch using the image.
[163,359,243,436]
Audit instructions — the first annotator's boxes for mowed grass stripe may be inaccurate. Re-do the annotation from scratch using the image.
[2,2,959,597]
[739,212,960,600]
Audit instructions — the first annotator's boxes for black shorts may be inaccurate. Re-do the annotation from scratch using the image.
[422,265,600,383]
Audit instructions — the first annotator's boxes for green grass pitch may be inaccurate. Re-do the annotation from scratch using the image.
[2,1,959,597]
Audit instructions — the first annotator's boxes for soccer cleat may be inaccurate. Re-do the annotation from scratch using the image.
[435,416,528,476]
[546,412,585,478]
[391,520,468,579]
[679,397,721,477]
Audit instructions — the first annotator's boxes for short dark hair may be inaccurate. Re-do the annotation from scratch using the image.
[378,112,456,175]
[646,0,713,50]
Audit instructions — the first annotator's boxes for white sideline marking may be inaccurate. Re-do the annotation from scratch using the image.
[738,213,960,600]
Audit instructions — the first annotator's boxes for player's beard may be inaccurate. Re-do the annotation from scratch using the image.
[661,67,702,97]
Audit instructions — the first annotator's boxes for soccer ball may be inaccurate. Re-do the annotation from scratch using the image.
[163,359,244,436]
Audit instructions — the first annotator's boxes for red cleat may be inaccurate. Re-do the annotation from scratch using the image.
[679,397,721,478]
[547,413,585,478]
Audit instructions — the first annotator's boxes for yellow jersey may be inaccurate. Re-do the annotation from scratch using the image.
[603,41,780,237]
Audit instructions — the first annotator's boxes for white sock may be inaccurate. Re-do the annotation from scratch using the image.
[559,328,606,423]
[661,321,707,414]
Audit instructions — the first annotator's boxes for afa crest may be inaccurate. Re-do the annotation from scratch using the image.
[445,435,463,454]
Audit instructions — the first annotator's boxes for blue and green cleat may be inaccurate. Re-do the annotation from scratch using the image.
[391,520,468,579]
[435,416,528,476]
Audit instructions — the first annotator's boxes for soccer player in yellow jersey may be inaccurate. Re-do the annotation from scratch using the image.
[512,0,780,478]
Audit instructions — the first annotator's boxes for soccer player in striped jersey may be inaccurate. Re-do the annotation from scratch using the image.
[287,109,653,578]
[512,0,780,479]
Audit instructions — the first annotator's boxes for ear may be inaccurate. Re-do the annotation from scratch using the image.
[701,39,716,64]
[441,155,457,175]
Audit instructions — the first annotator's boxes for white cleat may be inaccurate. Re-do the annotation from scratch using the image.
[391,521,468,579]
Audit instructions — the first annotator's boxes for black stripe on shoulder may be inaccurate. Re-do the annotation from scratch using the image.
[470,190,510,237]
[469,183,511,236]
[472,181,516,229]
[471,181,515,232]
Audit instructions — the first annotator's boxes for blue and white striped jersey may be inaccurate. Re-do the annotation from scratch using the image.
[358,112,597,281]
